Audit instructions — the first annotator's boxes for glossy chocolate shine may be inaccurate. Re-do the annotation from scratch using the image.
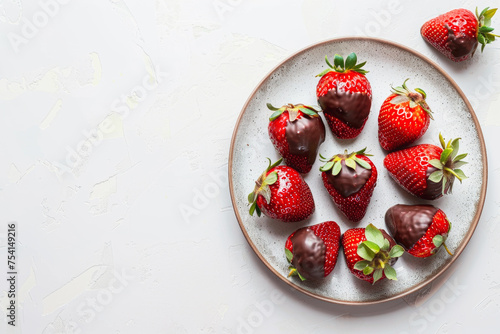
[318,89,371,129]
[326,160,372,197]
[286,115,326,165]
[290,227,325,280]
[445,25,478,58]
[385,204,439,250]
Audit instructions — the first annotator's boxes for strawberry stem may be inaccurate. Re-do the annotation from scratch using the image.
[443,242,453,256]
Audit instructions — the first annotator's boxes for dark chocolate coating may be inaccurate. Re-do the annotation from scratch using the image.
[445,25,478,58]
[286,115,325,165]
[385,204,439,250]
[421,166,443,200]
[290,227,325,280]
[318,89,371,129]
[326,160,372,197]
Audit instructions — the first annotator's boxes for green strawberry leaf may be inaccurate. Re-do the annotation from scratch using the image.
[415,87,427,99]
[345,52,357,70]
[428,159,443,170]
[354,260,370,271]
[264,171,278,185]
[269,158,283,170]
[480,26,495,33]
[320,160,334,172]
[269,109,284,121]
[325,55,335,69]
[248,191,255,204]
[332,161,342,176]
[316,68,331,77]
[453,153,468,162]
[478,33,486,48]
[382,238,391,252]
[363,240,381,253]
[357,243,376,261]
[389,245,405,258]
[433,235,444,248]
[345,158,357,170]
[249,202,257,216]
[365,224,384,248]
[266,103,280,111]
[372,269,383,284]
[454,169,468,182]
[285,248,293,263]
[453,161,468,168]
[300,107,319,118]
[440,148,453,165]
[354,157,371,170]
[428,170,444,183]
[363,266,374,276]
[334,54,344,70]
[297,271,307,281]
[384,265,397,281]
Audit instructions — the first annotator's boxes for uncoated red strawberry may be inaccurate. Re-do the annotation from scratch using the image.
[267,103,326,174]
[316,53,372,139]
[342,224,404,284]
[421,7,498,62]
[384,133,468,200]
[248,158,315,222]
[378,79,433,151]
[385,204,453,258]
[285,221,341,280]
[320,148,377,222]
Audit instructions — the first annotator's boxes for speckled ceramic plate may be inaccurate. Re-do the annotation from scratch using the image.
[228,37,487,305]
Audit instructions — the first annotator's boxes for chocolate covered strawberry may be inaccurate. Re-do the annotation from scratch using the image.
[342,224,404,284]
[267,103,326,173]
[384,133,467,200]
[320,148,377,222]
[421,7,498,62]
[316,53,372,139]
[248,158,315,222]
[385,204,453,257]
[285,221,341,281]
[378,79,433,151]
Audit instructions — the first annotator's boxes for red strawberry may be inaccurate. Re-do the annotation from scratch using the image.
[384,133,468,200]
[342,224,404,284]
[267,103,326,173]
[378,79,433,151]
[285,221,341,280]
[248,158,315,222]
[421,7,498,62]
[320,148,377,222]
[316,53,372,139]
[385,204,453,257]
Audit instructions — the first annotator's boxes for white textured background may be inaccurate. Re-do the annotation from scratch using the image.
[0,0,499,333]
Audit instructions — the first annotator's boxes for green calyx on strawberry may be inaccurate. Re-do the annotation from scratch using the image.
[316,52,368,77]
[316,52,372,139]
[319,148,377,222]
[476,7,499,52]
[248,158,315,222]
[319,148,372,175]
[390,79,433,118]
[385,204,453,258]
[267,103,320,122]
[421,7,498,62]
[285,221,341,281]
[267,102,326,174]
[248,158,282,217]
[427,133,468,195]
[353,224,404,284]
